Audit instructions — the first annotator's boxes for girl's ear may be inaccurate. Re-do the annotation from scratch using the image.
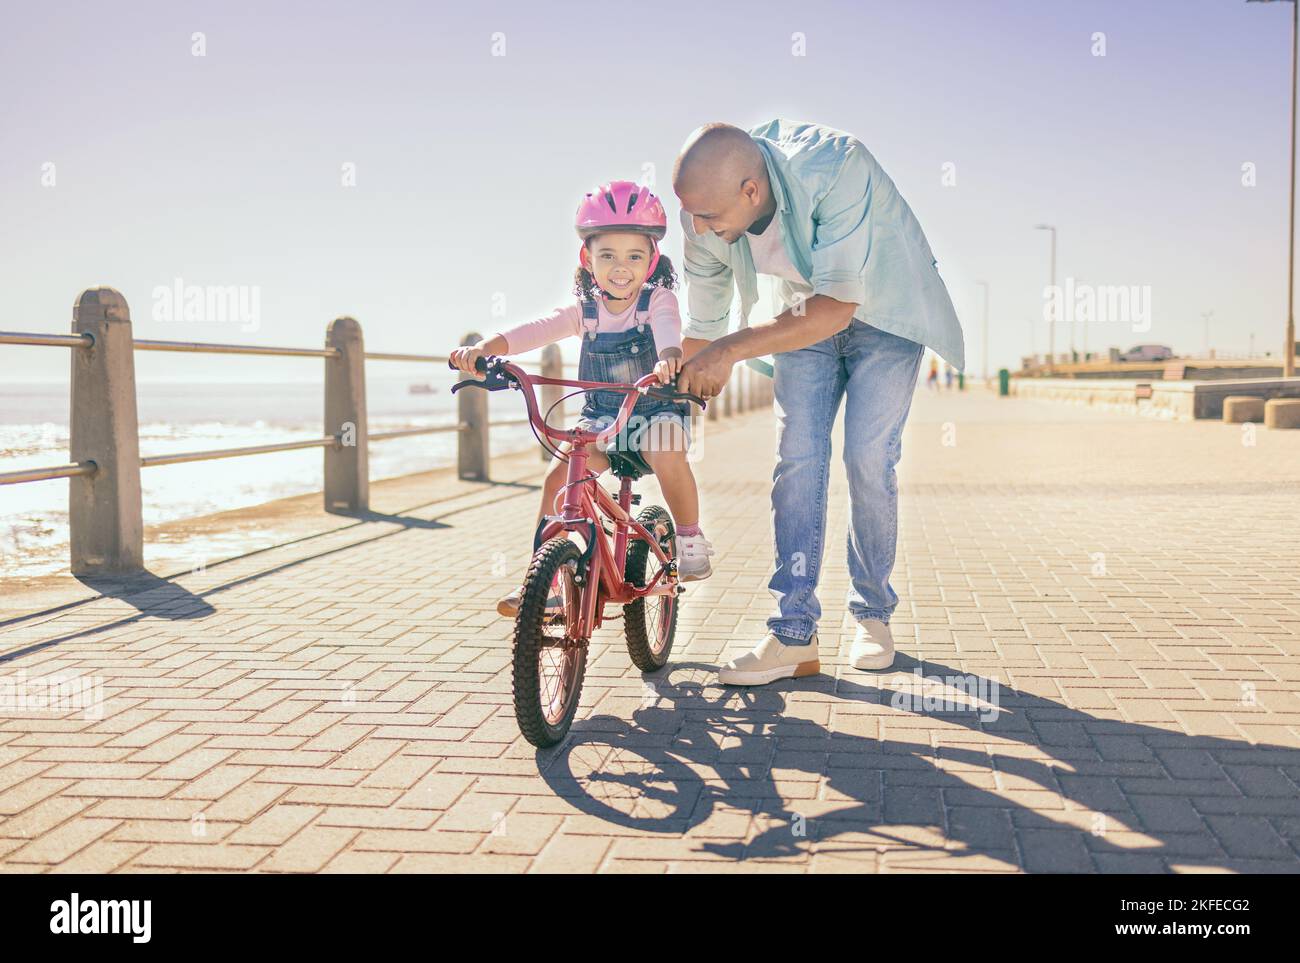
[579,245,592,271]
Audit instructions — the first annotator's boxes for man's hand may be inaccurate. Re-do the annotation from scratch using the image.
[676,296,857,398]
[677,341,735,400]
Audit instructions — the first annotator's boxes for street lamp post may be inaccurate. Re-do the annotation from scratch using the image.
[1035,224,1057,372]
[1076,276,1088,360]
[1248,0,1297,376]
[975,280,990,384]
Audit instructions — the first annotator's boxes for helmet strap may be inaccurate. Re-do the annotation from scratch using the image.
[644,239,661,281]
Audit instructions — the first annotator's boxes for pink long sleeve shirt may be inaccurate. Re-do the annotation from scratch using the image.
[495,287,683,356]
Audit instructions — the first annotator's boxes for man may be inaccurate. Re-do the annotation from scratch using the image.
[673,119,964,686]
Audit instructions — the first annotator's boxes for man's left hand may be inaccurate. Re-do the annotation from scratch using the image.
[677,342,735,400]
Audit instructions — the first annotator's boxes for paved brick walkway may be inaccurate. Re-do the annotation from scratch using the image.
[2,387,1299,873]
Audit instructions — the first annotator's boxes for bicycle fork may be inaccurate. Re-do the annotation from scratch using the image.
[531,449,678,639]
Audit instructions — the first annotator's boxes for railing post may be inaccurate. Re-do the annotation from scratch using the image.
[70,287,143,575]
[539,343,564,461]
[458,331,489,481]
[324,317,369,513]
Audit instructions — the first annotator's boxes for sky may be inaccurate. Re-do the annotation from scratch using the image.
[1,0,1295,384]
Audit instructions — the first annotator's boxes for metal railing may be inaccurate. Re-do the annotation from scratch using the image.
[1,285,771,576]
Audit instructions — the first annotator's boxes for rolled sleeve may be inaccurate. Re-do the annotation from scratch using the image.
[679,208,735,341]
[809,146,872,307]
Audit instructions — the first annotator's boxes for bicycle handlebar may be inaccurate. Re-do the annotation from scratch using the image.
[447,355,707,448]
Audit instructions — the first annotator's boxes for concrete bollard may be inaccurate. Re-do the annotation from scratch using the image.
[457,331,489,480]
[539,343,564,461]
[70,287,144,575]
[324,317,369,513]
[1264,398,1300,429]
[1222,396,1265,424]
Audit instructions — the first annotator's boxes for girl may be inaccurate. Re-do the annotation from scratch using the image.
[449,180,715,617]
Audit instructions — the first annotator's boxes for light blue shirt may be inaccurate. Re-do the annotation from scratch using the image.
[680,118,966,373]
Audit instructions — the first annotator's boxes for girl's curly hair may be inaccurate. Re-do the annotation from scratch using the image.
[572,237,678,301]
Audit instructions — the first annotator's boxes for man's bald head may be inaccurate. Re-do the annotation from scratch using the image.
[673,123,775,244]
[673,123,766,197]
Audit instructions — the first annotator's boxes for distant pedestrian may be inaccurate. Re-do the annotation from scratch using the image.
[944,363,954,390]
[927,356,939,390]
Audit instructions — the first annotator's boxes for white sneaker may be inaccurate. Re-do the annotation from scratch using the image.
[675,533,715,581]
[718,632,820,686]
[849,619,895,670]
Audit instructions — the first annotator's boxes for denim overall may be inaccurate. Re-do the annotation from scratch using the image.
[577,288,688,478]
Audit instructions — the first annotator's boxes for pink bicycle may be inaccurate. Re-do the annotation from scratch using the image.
[450,355,707,747]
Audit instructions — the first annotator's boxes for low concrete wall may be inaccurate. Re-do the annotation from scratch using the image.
[1183,378,1300,419]
[1021,362,1287,381]
[1008,377,1300,420]
[1009,377,1194,419]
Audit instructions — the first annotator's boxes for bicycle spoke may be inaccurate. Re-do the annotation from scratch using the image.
[539,647,566,720]
[535,558,581,725]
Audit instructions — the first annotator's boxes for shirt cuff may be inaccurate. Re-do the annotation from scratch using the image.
[811,275,865,307]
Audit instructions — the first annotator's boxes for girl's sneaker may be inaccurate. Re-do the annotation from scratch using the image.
[676,533,715,581]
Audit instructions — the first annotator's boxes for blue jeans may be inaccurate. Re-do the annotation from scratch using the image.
[767,320,925,645]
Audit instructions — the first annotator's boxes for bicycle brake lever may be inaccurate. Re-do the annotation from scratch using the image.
[449,355,514,393]
[451,371,512,393]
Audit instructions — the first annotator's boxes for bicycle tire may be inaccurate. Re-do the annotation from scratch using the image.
[623,505,678,672]
[513,536,588,747]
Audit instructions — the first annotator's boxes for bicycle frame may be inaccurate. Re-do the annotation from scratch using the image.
[475,359,694,640]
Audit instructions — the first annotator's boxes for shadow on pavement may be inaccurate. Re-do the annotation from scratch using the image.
[541,658,1300,872]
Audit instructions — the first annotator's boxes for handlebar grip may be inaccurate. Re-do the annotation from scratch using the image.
[447,355,490,374]
[644,384,707,408]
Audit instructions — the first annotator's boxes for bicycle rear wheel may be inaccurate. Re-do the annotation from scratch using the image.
[624,505,678,672]
[512,536,588,748]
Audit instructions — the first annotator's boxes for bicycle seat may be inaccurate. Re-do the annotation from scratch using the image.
[607,447,650,481]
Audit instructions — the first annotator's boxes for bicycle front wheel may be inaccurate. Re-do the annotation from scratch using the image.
[512,536,588,748]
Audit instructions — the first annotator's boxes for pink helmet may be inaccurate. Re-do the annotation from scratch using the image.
[575,181,667,285]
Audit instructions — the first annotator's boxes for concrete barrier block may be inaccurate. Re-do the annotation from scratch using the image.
[1264,398,1300,429]
[1222,396,1265,423]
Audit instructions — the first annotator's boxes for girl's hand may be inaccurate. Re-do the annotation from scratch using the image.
[450,344,487,380]
[654,354,682,385]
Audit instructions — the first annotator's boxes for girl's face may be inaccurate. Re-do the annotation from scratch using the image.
[585,232,654,298]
